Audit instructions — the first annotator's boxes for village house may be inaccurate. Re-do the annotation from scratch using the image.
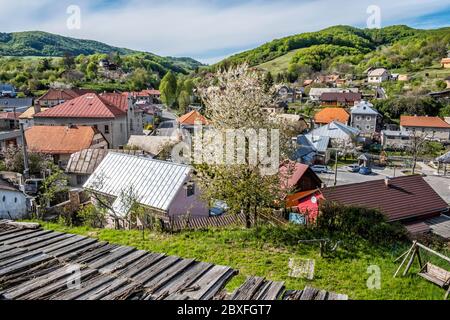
[314,74,340,86]
[65,149,147,187]
[83,153,210,227]
[321,176,449,235]
[441,58,450,69]
[367,68,391,83]
[308,121,360,149]
[123,89,161,104]
[308,88,359,102]
[314,107,350,126]
[279,162,323,194]
[0,98,33,113]
[293,134,331,164]
[400,115,450,142]
[0,130,22,153]
[18,106,49,129]
[0,178,29,220]
[381,130,412,150]
[35,88,94,107]
[0,84,16,97]
[127,135,180,159]
[0,112,21,130]
[320,92,361,107]
[25,125,108,168]
[350,101,382,134]
[33,93,143,148]
[177,110,209,134]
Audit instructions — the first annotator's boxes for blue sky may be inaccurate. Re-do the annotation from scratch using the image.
[0,0,449,64]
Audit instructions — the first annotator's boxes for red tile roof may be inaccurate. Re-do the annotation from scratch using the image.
[100,93,129,112]
[400,116,450,129]
[178,110,208,125]
[34,93,126,119]
[25,125,101,154]
[321,175,448,222]
[314,107,350,124]
[0,112,22,120]
[36,88,94,103]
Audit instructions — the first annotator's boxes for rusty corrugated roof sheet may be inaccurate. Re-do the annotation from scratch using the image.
[321,175,449,222]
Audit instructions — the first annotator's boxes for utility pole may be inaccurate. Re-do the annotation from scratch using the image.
[334,149,339,186]
[20,123,30,179]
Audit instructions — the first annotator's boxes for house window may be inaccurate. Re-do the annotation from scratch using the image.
[366,125,371,130]
[186,183,195,197]
[130,119,134,131]
[104,125,110,134]
[14,197,17,203]
[356,116,361,121]
[2,196,5,202]
[120,123,123,132]
[366,116,371,121]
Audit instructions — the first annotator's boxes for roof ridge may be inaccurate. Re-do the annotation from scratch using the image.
[107,152,191,169]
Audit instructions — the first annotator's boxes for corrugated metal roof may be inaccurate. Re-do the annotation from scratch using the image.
[305,135,330,153]
[309,121,360,141]
[83,153,191,213]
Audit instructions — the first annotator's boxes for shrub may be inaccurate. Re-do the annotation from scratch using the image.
[78,204,107,228]
[316,201,407,244]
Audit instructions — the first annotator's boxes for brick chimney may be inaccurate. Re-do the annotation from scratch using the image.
[384,176,392,187]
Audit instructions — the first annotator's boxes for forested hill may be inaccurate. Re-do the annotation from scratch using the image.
[215,25,450,74]
[0,31,203,73]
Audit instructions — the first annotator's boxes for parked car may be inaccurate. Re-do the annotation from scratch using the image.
[359,167,372,175]
[311,165,329,174]
[22,178,43,195]
[346,164,360,173]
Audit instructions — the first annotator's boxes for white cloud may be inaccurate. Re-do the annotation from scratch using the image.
[0,0,448,63]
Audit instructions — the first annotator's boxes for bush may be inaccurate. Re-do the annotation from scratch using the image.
[77,204,107,228]
[316,201,407,244]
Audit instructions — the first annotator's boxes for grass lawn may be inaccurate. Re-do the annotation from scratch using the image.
[35,221,448,300]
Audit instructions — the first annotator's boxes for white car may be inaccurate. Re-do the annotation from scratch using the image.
[311,165,329,174]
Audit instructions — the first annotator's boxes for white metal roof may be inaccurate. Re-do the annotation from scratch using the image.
[350,101,379,115]
[83,152,191,213]
[309,121,360,140]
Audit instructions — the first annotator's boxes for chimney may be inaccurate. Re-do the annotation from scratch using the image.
[384,176,392,187]
[34,103,41,114]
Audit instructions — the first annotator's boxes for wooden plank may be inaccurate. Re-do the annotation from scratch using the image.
[0,246,29,262]
[143,259,196,293]
[73,244,119,265]
[48,238,100,258]
[0,229,41,243]
[40,235,88,254]
[131,256,180,285]
[88,246,136,269]
[99,250,148,274]
[0,244,16,254]
[298,286,319,300]
[9,231,63,248]
[52,274,117,300]
[314,289,328,300]
[327,292,349,300]
[0,253,52,277]
[2,230,53,246]
[0,250,44,268]
[230,276,265,300]
[1,265,84,299]
[115,253,166,280]
[57,241,108,262]
[99,282,142,300]
[151,261,213,300]
[23,233,75,251]
[254,281,285,300]
[20,268,98,300]
[182,265,237,300]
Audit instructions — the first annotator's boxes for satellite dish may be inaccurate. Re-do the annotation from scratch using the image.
[311,196,317,204]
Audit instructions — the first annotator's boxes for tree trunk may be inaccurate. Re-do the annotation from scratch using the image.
[243,209,251,229]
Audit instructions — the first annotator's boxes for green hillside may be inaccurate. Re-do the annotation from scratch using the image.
[216,25,450,76]
[0,31,203,73]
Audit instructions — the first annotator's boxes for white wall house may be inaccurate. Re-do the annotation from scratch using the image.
[0,180,29,220]
[367,68,390,83]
